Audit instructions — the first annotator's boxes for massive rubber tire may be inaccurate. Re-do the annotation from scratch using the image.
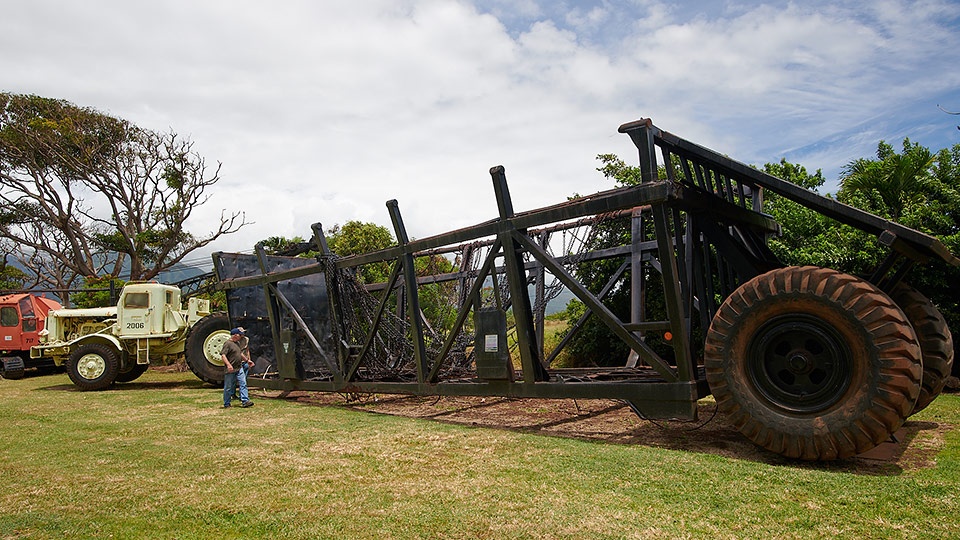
[185,312,229,386]
[115,362,149,383]
[67,343,120,391]
[704,266,922,460]
[890,284,954,415]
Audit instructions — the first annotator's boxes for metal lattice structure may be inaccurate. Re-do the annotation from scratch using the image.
[210,118,957,460]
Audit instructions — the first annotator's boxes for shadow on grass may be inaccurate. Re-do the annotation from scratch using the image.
[36,379,210,392]
[267,390,947,476]
[0,367,65,380]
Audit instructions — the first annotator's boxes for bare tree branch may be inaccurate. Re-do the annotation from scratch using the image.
[938,104,960,131]
[0,92,250,286]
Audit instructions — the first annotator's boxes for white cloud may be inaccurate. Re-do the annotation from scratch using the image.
[2,0,959,272]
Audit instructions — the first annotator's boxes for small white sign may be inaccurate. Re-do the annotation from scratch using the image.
[4,336,11,341]
[484,334,498,353]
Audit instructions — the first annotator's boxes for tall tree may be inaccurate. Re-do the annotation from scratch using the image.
[839,140,935,221]
[841,140,960,370]
[0,93,247,292]
[326,220,396,284]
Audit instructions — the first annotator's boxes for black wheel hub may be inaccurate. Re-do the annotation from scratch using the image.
[748,314,852,413]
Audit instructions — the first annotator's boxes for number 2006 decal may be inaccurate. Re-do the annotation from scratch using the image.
[126,322,145,329]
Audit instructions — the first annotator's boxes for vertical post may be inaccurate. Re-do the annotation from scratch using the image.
[752,186,764,213]
[490,166,549,382]
[682,211,696,326]
[652,207,692,380]
[628,207,645,368]
[534,230,548,355]
[386,200,429,383]
[626,120,693,380]
[457,244,475,308]
[254,242,299,380]
[211,251,225,283]
[311,222,332,256]
[312,222,348,372]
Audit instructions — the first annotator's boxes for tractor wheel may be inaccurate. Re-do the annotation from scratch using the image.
[67,343,120,391]
[1,356,26,380]
[890,284,954,415]
[115,362,149,383]
[185,312,229,386]
[704,266,922,460]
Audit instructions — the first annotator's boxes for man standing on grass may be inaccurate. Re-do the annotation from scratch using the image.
[221,327,254,409]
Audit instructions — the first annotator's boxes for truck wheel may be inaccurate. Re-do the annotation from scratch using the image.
[67,343,120,391]
[890,284,954,415]
[185,312,229,386]
[704,266,922,460]
[115,362,149,383]
[1,356,26,380]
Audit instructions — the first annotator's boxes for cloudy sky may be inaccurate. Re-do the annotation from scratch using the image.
[3,0,959,276]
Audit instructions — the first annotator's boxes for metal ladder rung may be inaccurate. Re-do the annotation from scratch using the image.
[136,338,150,365]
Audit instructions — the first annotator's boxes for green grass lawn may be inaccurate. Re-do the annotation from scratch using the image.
[1,369,958,539]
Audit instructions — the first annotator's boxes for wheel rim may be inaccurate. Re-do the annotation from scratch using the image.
[76,353,107,380]
[202,331,230,367]
[748,314,852,413]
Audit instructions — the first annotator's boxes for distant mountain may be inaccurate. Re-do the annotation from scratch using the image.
[155,262,212,285]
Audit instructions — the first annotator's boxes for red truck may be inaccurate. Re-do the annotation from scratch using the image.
[0,293,63,379]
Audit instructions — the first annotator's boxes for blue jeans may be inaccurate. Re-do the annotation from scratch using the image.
[223,370,238,407]
[237,363,250,403]
[223,364,251,406]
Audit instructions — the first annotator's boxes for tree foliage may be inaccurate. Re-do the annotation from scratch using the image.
[0,93,247,292]
[0,252,27,291]
[326,221,395,256]
[260,236,302,254]
[836,139,960,347]
[326,221,396,284]
[69,275,126,309]
[840,140,935,221]
[761,159,861,269]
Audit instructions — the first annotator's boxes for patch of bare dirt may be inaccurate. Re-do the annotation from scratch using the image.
[256,389,950,474]
[150,361,191,373]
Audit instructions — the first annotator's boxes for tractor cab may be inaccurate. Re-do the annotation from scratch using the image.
[0,293,62,353]
[116,282,185,337]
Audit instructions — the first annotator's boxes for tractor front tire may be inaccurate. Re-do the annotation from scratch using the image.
[185,312,229,386]
[67,343,120,391]
[705,266,922,460]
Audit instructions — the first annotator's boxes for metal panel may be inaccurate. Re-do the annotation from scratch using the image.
[212,251,334,375]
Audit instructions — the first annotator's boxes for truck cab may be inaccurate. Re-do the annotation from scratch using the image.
[0,293,63,379]
[117,282,186,337]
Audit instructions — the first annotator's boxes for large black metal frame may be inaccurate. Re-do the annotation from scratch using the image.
[213,118,957,420]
